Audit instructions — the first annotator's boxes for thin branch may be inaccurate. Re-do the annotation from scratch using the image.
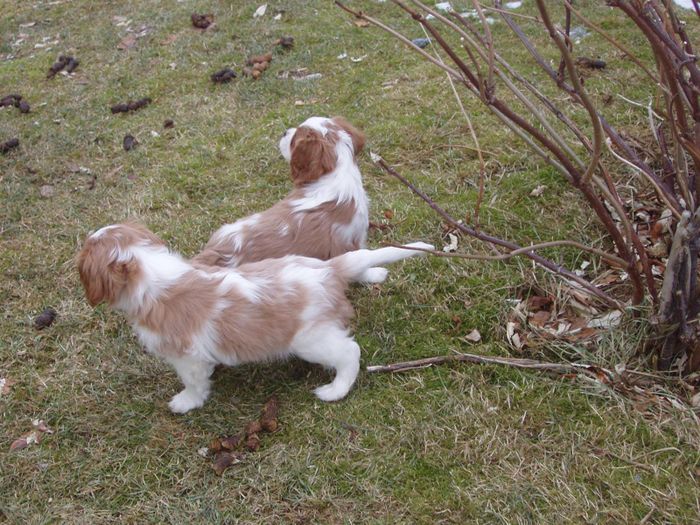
[605,138,683,220]
[500,5,681,211]
[481,5,540,22]
[372,154,622,306]
[535,0,603,187]
[381,240,629,269]
[451,7,587,169]
[394,0,587,182]
[600,116,681,212]
[470,0,495,95]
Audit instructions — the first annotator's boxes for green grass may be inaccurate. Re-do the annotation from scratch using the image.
[2,0,700,523]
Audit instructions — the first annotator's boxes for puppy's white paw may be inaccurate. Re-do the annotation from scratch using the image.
[405,241,435,252]
[359,267,389,284]
[169,389,206,414]
[314,383,349,402]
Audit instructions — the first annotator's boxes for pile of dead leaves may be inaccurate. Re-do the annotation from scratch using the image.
[204,395,280,475]
[626,191,673,279]
[506,287,622,353]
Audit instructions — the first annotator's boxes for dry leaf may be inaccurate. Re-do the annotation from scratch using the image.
[530,185,546,197]
[112,15,129,26]
[527,295,553,311]
[443,233,458,253]
[353,19,370,28]
[294,99,319,106]
[463,329,481,343]
[530,310,550,327]
[648,240,668,258]
[506,321,523,350]
[593,270,622,287]
[117,34,137,50]
[587,310,623,329]
[383,209,394,220]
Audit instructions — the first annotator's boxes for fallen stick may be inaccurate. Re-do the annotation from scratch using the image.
[366,351,612,381]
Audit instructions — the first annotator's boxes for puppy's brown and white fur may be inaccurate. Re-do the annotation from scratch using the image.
[77,223,432,413]
[193,116,370,272]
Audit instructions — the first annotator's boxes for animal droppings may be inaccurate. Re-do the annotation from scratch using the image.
[211,68,237,83]
[191,13,214,29]
[34,307,57,330]
[110,97,151,114]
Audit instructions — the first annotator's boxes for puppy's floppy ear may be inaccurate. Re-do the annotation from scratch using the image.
[77,241,135,306]
[332,116,365,156]
[290,127,337,185]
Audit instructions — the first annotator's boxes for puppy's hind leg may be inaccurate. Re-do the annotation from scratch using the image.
[291,325,361,402]
[165,354,215,414]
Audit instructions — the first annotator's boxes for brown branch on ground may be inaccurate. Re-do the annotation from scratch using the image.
[365,351,613,381]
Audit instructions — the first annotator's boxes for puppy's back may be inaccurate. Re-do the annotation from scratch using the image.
[193,198,366,268]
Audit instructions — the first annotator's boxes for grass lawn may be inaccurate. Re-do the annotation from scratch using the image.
[2,0,699,523]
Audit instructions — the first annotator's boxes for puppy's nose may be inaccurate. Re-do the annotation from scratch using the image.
[281,129,289,139]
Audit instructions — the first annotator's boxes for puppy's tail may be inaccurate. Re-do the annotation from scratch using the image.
[331,242,434,284]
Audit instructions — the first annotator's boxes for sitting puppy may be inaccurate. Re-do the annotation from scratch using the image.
[193,116,369,269]
[77,223,432,413]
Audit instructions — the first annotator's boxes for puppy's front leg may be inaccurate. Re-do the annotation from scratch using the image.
[165,354,215,414]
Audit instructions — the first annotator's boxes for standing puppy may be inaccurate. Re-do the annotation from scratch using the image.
[77,223,432,413]
[193,116,370,269]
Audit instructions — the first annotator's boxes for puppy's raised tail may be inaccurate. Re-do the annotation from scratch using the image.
[331,242,434,284]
